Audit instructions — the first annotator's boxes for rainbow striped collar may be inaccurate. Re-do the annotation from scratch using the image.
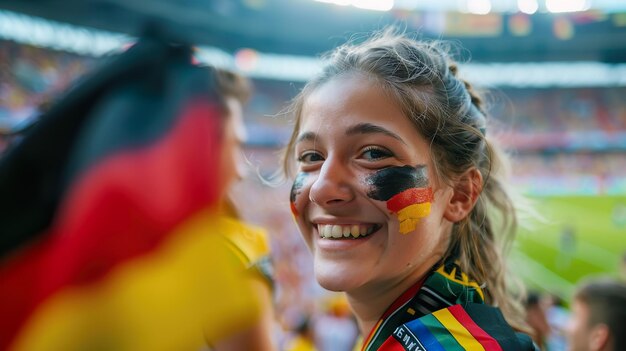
[359,262,535,351]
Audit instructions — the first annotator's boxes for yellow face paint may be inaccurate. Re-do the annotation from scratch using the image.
[396,202,431,234]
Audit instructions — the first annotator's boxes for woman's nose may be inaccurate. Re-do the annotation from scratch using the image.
[308,157,355,206]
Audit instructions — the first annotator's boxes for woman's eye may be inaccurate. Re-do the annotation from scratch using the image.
[361,147,392,161]
[297,151,324,163]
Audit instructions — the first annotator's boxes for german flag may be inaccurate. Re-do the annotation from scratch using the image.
[0,33,261,350]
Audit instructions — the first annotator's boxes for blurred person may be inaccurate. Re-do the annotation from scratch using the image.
[203,67,276,351]
[0,32,274,351]
[543,293,570,351]
[284,316,317,351]
[525,292,551,350]
[557,225,577,270]
[566,277,626,351]
[282,28,536,350]
[315,294,358,351]
[612,203,626,228]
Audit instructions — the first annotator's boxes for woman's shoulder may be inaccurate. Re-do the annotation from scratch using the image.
[393,304,537,351]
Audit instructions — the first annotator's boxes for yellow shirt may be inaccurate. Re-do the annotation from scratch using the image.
[285,336,317,351]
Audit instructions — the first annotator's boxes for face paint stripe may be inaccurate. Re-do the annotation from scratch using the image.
[290,172,307,203]
[397,203,431,222]
[290,202,299,217]
[397,203,431,234]
[366,165,429,201]
[290,172,307,217]
[399,219,420,235]
[386,187,434,213]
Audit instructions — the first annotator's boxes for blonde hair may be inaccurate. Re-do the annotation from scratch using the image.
[282,28,527,330]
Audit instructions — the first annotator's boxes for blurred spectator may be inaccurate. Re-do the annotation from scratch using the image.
[557,225,577,270]
[566,277,626,351]
[525,291,551,350]
[284,316,317,351]
[612,203,626,228]
[542,293,570,351]
[0,39,94,122]
[314,294,358,351]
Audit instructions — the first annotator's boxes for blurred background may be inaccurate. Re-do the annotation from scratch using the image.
[1,0,625,349]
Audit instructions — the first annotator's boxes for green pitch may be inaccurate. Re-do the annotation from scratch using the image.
[509,195,626,300]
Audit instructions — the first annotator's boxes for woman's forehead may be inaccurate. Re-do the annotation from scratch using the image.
[301,77,408,129]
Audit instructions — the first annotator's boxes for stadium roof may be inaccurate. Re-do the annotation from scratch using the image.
[1,0,625,63]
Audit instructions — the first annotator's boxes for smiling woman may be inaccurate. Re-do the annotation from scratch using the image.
[282,28,538,351]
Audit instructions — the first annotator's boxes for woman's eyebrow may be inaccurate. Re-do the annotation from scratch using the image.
[295,131,316,144]
[346,123,407,145]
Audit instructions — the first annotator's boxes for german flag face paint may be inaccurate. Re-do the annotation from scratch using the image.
[289,172,308,217]
[367,165,434,234]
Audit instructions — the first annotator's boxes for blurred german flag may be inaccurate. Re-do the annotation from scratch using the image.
[0,31,261,350]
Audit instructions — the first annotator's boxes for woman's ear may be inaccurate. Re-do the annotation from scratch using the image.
[589,324,609,351]
[443,168,483,223]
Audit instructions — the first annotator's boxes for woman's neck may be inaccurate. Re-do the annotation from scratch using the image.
[347,287,398,336]
[345,264,434,337]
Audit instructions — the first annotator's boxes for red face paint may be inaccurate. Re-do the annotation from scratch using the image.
[386,187,434,212]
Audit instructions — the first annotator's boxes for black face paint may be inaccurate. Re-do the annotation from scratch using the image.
[366,165,429,201]
[290,172,307,203]
[290,172,307,216]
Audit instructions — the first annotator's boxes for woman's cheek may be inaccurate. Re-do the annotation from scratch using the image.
[289,172,310,217]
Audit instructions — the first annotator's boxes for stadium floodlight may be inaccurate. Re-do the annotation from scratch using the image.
[315,0,351,6]
[317,0,625,12]
[546,0,590,13]
[467,0,492,14]
[353,0,394,11]
[314,0,394,11]
[517,0,539,14]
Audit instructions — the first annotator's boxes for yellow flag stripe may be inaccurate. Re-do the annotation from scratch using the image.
[397,203,431,221]
[433,308,486,351]
[12,211,262,351]
[397,203,431,234]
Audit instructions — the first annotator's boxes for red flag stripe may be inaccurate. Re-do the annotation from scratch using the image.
[379,337,408,351]
[386,188,433,213]
[448,305,504,351]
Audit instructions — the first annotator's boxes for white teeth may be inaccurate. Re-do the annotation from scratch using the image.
[318,224,377,239]
[322,225,331,237]
[351,225,359,238]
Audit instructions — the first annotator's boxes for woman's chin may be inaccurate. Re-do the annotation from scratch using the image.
[313,262,366,292]
[316,276,354,292]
